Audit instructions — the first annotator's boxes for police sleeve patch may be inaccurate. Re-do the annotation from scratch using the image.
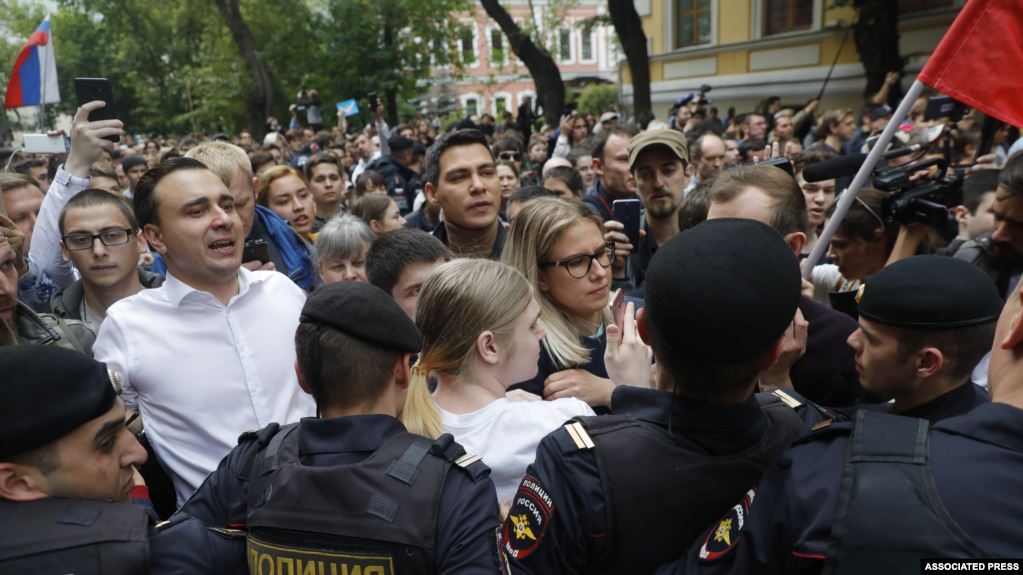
[698,488,755,561]
[501,475,554,560]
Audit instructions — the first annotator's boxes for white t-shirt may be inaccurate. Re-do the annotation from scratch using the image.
[438,397,594,505]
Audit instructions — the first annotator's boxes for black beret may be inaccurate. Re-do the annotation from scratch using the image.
[0,346,118,458]
[301,281,422,353]
[645,218,801,361]
[387,134,415,153]
[856,255,1002,329]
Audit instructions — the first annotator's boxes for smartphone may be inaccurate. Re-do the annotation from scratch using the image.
[242,239,269,264]
[74,78,119,143]
[22,134,69,154]
[612,199,642,249]
[609,289,625,327]
[368,92,379,114]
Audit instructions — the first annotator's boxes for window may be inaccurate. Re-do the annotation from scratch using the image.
[518,92,535,112]
[676,0,711,48]
[460,26,477,66]
[898,0,955,13]
[463,96,479,117]
[764,0,813,36]
[495,96,508,117]
[490,29,508,67]
[581,30,595,62]
[558,28,573,62]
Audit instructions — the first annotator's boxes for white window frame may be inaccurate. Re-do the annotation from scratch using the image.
[579,28,597,64]
[492,91,513,117]
[487,27,509,68]
[516,90,536,113]
[457,22,480,69]
[557,26,575,64]
[460,93,481,118]
[751,0,822,40]
[664,0,717,52]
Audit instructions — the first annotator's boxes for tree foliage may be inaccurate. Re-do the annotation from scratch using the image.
[0,0,471,136]
[576,83,617,117]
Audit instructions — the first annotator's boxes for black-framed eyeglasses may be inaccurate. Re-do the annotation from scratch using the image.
[62,228,136,251]
[498,152,521,161]
[539,242,615,278]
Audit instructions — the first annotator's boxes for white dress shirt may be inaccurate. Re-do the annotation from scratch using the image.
[93,267,315,504]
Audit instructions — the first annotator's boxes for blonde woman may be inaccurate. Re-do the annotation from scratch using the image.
[501,196,617,408]
[402,259,593,505]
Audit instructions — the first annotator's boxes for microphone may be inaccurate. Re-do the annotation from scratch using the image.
[803,154,865,182]
[801,145,923,182]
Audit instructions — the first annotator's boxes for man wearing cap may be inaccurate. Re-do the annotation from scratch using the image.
[847,255,1000,422]
[501,218,807,574]
[366,133,419,216]
[662,256,1018,574]
[622,129,692,291]
[0,345,253,572]
[176,281,501,573]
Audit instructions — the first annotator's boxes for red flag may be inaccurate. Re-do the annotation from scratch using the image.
[918,0,1023,128]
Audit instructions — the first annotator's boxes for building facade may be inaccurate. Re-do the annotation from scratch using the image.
[627,0,965,118]
[438,0,620,121]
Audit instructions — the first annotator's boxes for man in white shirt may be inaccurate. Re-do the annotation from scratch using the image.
[92,157,314,504]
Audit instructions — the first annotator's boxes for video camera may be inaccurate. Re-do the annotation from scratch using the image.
[873,156,962,238]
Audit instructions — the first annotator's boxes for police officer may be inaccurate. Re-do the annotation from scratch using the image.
[0,346,144,571]
[501,218,810,574]
[845,255,1002,423]
[663,256,1021,574]
[174,281,501,574]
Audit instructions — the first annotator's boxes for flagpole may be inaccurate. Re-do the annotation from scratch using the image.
[37,16,48,132]
[802,78,927,279]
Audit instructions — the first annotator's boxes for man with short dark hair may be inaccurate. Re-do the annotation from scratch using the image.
[955,152,1023,298]
[92,157,314,504]
[502,219,806,574]
[940,169,1000,256]
[13,158,49,191]
[185,141,317,291]
[304,152,346,231]
[366,228,449,319]
[176,281,501,573]
[742,113,768,142]
[423,129,506,259]
[120,155,148,200]
[50,190,161,332]
[581,126,638,221]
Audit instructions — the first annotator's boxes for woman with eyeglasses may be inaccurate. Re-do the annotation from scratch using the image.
[501,196,618,408]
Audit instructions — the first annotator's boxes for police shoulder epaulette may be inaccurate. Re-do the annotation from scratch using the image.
[771,389,802,409]
[562,421,595,450]
[792,419,853,445]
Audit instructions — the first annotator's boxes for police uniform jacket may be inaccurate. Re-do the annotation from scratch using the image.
[500,385,806,575]
[177,414,501,573]
[662,401,1023,574]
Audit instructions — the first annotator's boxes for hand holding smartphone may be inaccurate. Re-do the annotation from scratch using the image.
[74,78,120,143]
[612,199,642,249]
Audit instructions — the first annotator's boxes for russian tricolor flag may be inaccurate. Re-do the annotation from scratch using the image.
[4,16,61,110]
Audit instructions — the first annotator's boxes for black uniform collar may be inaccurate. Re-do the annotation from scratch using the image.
[298,414,406,456]
[897,381,989,424]
[610,386,764,433]
[932,401,1023,452]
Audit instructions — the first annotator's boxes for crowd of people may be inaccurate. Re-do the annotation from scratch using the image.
[2,78,1023,574]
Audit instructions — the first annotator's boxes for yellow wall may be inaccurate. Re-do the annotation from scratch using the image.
[718,50,748,75]
[718,0,751,44]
